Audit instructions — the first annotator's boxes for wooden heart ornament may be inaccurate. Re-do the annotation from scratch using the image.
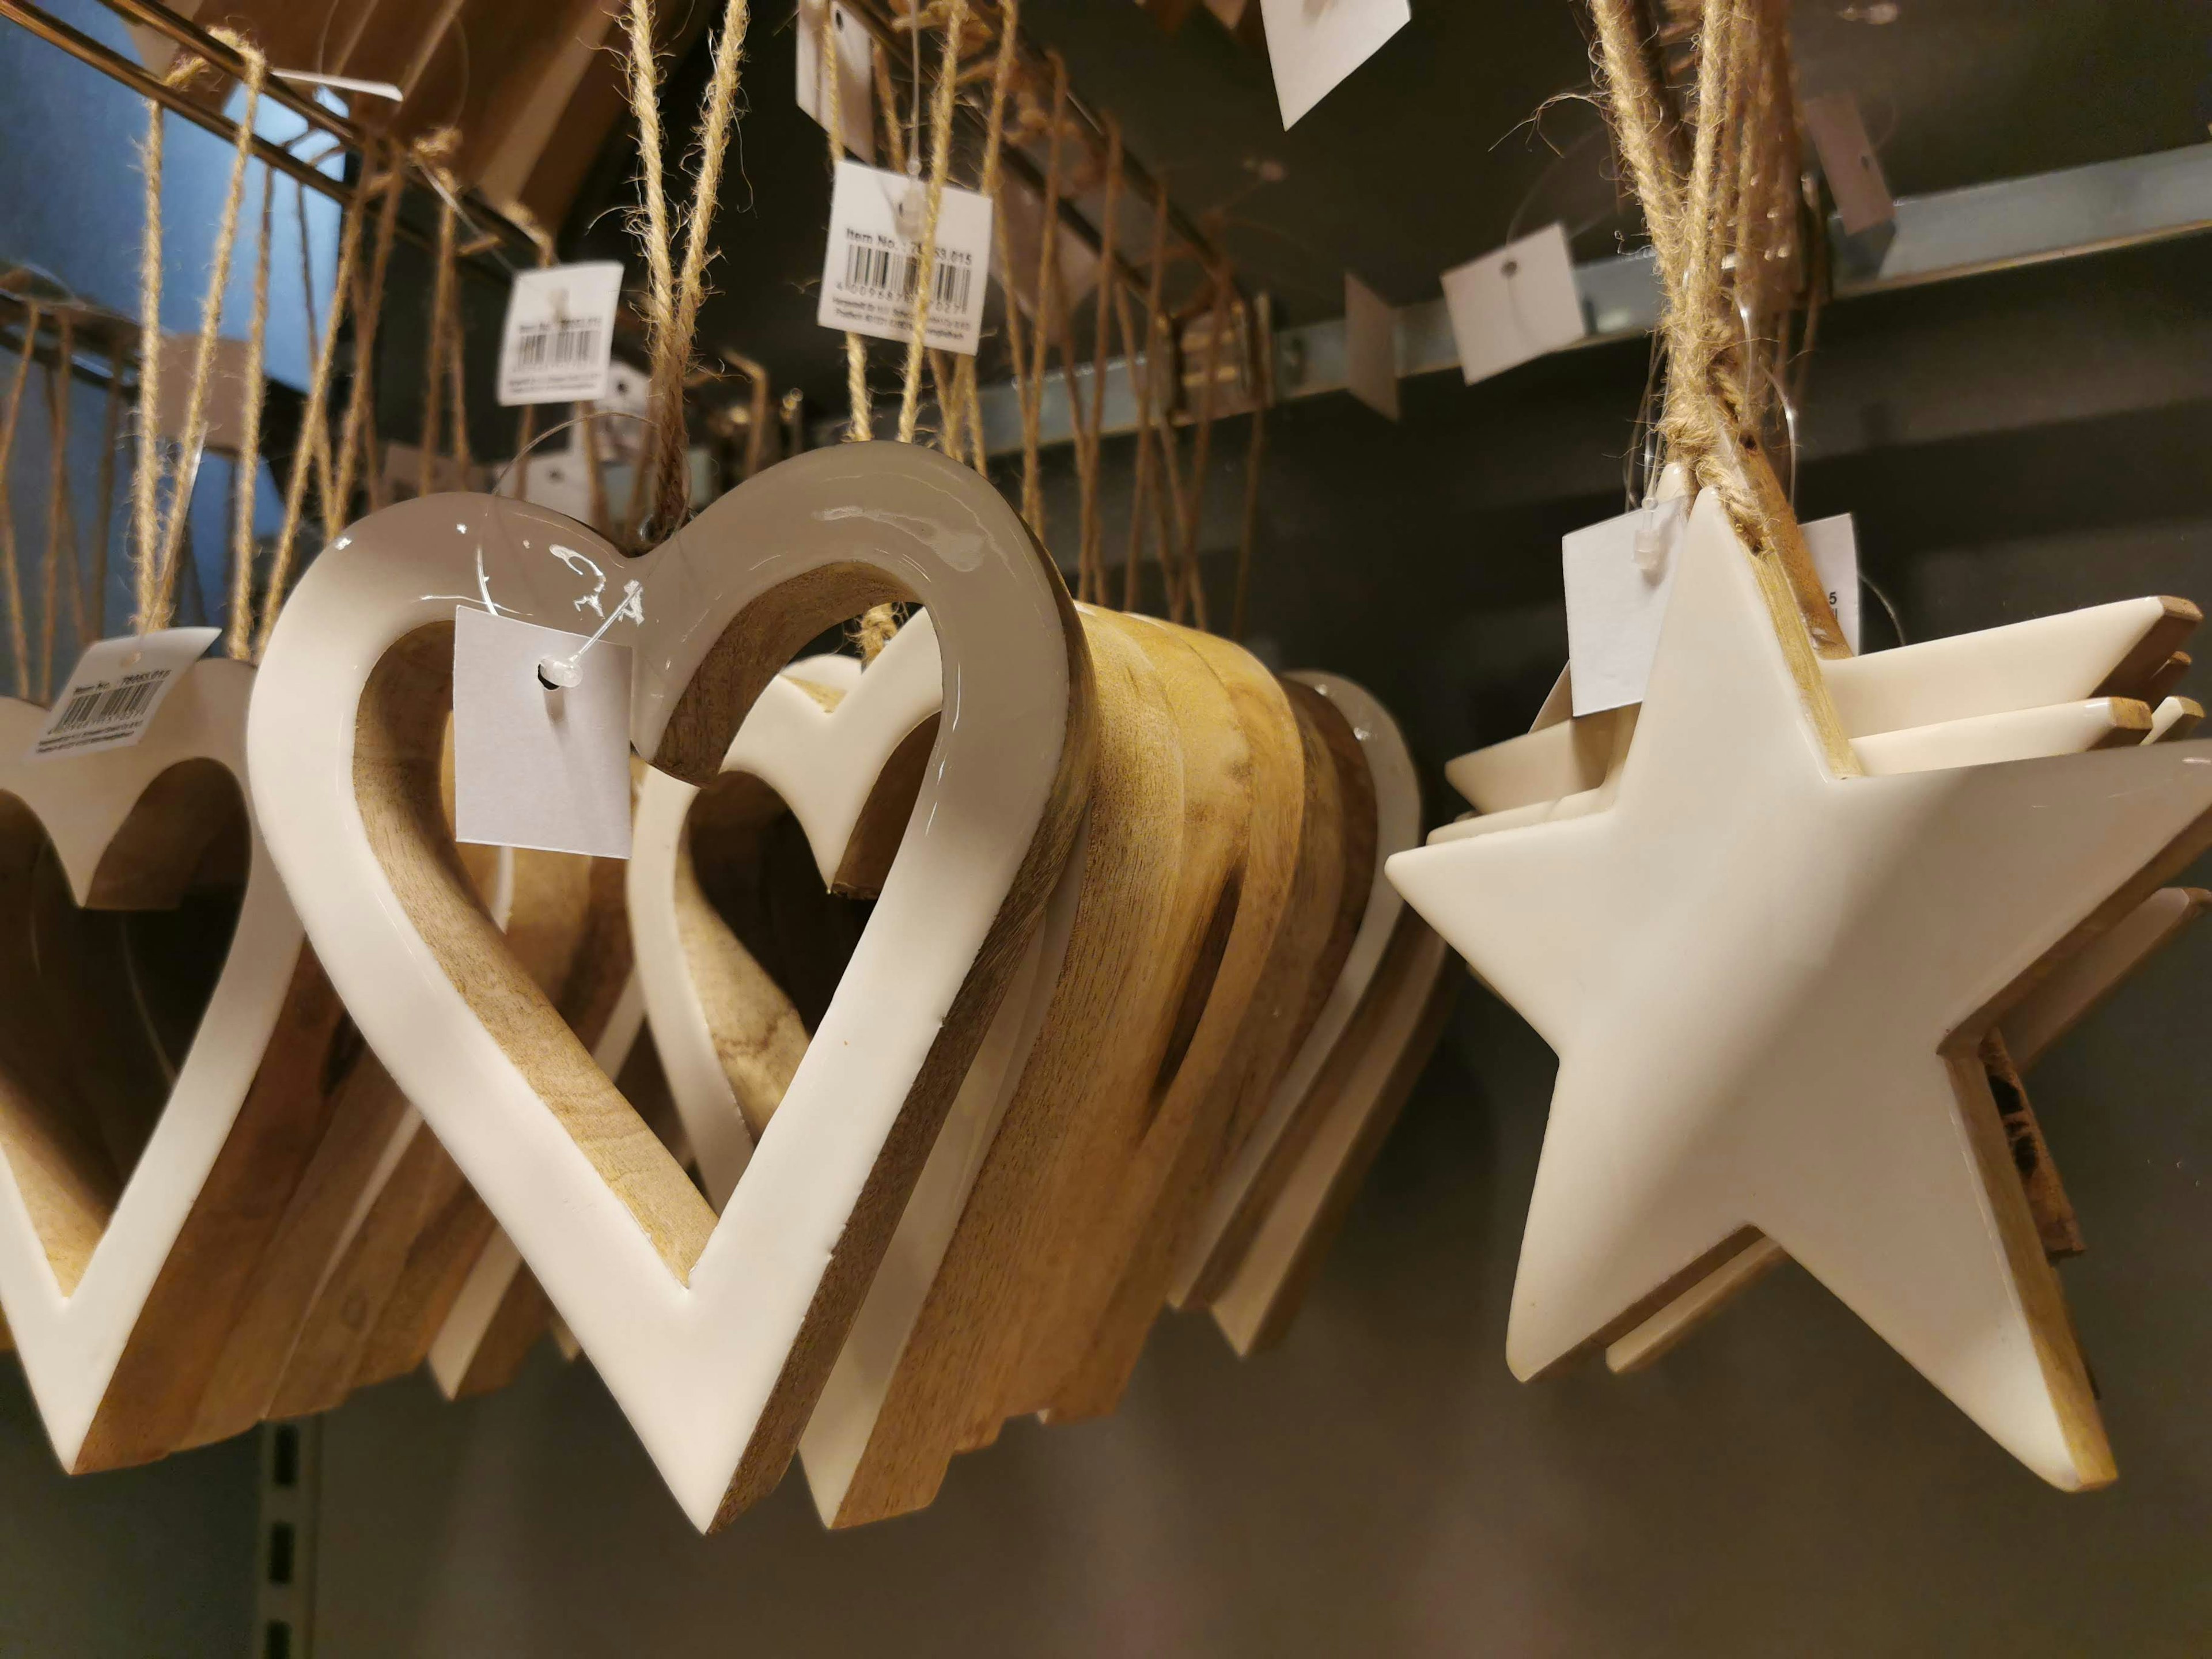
[248,444,1093,1531]
[0,660,346,1472]
[628,614,944,1205]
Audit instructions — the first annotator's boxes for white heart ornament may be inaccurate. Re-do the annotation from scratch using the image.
[0,659,335,1472]
[629,613,944,1205]
[248,444,1093,1530]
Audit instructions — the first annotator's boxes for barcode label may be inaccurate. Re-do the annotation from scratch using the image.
[840,234,975,316]
[498,262,624,406]
[31,627,220,759]
[511,319,601,373]
[817,161,993,355]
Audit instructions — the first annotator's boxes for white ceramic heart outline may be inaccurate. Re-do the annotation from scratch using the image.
[629,613,944,1203]
[1170,670,1422,1302]
[249,443,1088,1530]
[623,608,1090,1522]
[427,968,647,1397]
[0,660,305,1469]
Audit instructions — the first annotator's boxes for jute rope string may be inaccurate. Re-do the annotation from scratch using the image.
[1017,56,1069,539]
[88,343,123,646]
[955,0,1021,471]
[255,132,372,657]
[223,167,275,661]
[1590,0,1764,529]
[895,0,969,445]
[828,0,874,441]
[134,29,267,634]
[332,150,405,518]
[622,0,754,539]
[1115,185,1169,612]
[0,306,35,695]
[39,316,79,694]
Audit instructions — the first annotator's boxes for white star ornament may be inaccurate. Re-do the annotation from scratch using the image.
[1387,490,2212,1490]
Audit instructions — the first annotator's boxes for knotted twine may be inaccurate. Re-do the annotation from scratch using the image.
[622,0,753,543]
[132,28,267,637]
[1586,0,1842,653]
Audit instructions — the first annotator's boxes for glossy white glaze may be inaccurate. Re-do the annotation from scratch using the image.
[249,444,1079,1530]
[0,660,304,1467]
[1387,490,2212,1489]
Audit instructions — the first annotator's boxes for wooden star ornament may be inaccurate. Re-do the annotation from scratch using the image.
[1387,489,2212,1489]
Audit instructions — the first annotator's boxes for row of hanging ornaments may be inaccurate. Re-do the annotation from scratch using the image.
[0,0,2205,1537]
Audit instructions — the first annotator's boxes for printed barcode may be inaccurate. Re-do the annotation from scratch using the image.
[513,320,601,371]
[842,232,972,316]
[51,677,160,734]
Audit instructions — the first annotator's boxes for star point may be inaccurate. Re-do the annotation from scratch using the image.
[1390,491,2212,1487]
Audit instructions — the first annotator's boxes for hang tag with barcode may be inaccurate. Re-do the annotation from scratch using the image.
[30,627,219,759]
[1440,224,1586,387]
[797,0,875,165]
[451,606,634,859]
[817,161,993,355]
[1802,512,1862,652]
[497,262,624,406]
[1563,488,1690,718]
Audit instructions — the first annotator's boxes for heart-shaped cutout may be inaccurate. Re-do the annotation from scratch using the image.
[250,444,1093,1529]
[0,660,351,1471]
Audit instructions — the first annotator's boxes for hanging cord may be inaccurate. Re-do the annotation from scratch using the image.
[0,305,36,695]
[86,337,123,645]
[1116,184,1171,612]
[291,177,338,524]
[1073,119,1122,605]
[333,149,406,517]
[1173,285,1226,630]
[955,0,1020,472]
[1017,56,1069,540]
[39,315,79,694]
[416,132,465,499]
[894,0,969,444]
[1231,293,1271,641]
[497,198,560,503]
[254,134,373,657]
[1586,0,1843,653]
[621,0,754,541]
[826,0,876,441]
[222,168,275,661]
[134,30,267,634]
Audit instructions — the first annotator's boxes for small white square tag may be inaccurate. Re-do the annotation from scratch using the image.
[31,627,219,759]
[1344,271,1399,421]
[1803,512,1862,652]
[1440,224,1586,387]
[497,263,625,407]
[1257,0,1410,128]
[451,607,634,859]
[818,161,993,355]
[797,0,876,165]
[1563,495,1690,718]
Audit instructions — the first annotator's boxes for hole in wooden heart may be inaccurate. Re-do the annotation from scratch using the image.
[356,555,926,1288]
[0,761,249,1291]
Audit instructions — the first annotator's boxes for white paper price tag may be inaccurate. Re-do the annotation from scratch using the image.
[797,0,875,165]
[1344,271,1400,421]
[451,606,634,859]
[1440,224,1586,387]
[817,161,993,355]
[1258,0,1409,127]
[30,627,219,759]
[497,262,624,407]
[1563,494,1690,718]
[1803,512,1862,652]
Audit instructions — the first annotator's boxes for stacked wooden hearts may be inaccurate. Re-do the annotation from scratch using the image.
[1392,488,2212,1491]
[0,662,662,1473]
[231,443,1446,1532]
